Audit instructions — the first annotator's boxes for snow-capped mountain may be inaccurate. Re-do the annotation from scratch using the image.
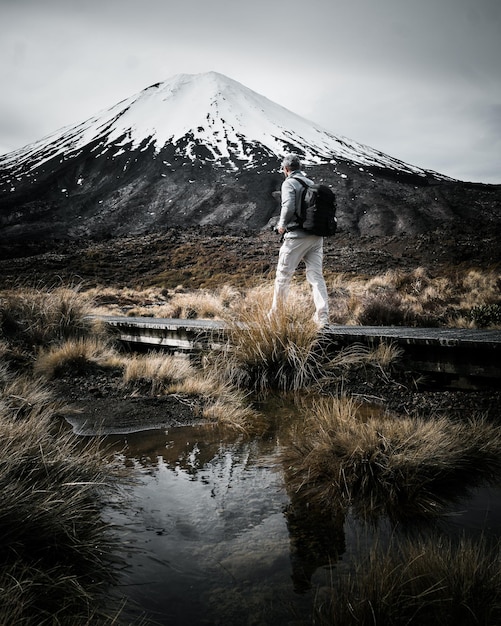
[1,71,437,178]
[1,71,498,242]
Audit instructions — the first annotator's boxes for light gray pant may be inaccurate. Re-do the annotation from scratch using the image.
[270,234,329,323]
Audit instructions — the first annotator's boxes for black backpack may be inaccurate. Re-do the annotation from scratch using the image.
[293,177,337,237]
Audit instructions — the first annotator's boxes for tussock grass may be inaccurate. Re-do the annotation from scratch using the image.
[34,336,123,379]
[123,352,194,395]
[0,371,125,624]
[87,284,241,319]
[0,285,95,349]
[326,341,402,374]
[201,390,267,435]
[82,266,501,328]
[461,269,501,309]
[1,274,497,621]
[74,266,501,329]
[316,533,501,626]
[170,370,268,436]
[0,288,135,623]
[211,285,323,395]
[356,267,501,328]
[321,266,501,328]
[0,364,69,421]
[126,289,226,319]
[283,397,501,521]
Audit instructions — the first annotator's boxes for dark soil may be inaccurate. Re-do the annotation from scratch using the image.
[53,369,203,436]
[53,357,501,439]
[1,225,499,291]
[329,365,501,423]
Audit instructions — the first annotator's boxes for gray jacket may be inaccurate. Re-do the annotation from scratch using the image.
[277,169,315,238]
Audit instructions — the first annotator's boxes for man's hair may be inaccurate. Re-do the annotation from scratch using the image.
[281,154,302,171]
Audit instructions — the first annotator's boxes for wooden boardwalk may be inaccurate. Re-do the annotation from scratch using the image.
[100,316,501,384]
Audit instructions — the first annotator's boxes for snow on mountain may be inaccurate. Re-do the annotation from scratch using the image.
[6,71,485,243]
[0,71,440,178]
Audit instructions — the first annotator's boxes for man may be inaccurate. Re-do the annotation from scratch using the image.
[268,154,329,328]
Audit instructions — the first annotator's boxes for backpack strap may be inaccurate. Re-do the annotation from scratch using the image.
[291,176,309,190]
[290,176,309,226]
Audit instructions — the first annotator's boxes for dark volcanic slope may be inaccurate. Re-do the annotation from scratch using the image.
[1,152,500,243]
[1,72,500,242]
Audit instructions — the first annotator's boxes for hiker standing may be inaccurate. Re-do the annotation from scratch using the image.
[268,154,329,328]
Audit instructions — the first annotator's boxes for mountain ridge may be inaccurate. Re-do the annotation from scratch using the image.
[0,72,449,177]
[1,72,499,242]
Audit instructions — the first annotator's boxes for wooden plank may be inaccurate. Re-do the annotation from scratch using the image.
[95,316,501,381]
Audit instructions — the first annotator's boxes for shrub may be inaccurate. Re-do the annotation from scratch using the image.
[468,303,501,328]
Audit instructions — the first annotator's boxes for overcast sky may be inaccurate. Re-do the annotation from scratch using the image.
[1,0,500,183]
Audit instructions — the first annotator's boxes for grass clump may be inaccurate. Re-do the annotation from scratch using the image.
[325,341,402,377]
[213,286,324,395]
[283,397,501,521]
[201,389,267,435]
[34,336,123,379]
[122,352,194,395]
[316,534,501,626]
[0,285,95,350]
[0,370,125,624]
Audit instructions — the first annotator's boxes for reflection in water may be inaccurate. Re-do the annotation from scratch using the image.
[105,426,328,625]
[101,417,501,626]
[285,499,346,594]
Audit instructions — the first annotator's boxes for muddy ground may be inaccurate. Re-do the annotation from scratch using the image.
[54,364,501,438]
[54,356,501,438]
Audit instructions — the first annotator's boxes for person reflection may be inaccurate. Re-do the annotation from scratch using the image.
[283,495,346,593]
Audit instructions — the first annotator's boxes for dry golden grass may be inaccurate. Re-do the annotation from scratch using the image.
[0,285,95,349]
[80,266,501,328]
[461,269,501,307]
[283,396,501,521]
[201,393,268,436]
[0,374,58,420]
[168,368,267,436]
[34,336,123,379]
[0,370,126,624]
[325,341,402,375]
[126,290,225,319]
[207,284,324,395]
[316,533,501,626]
[122,352,194,395]
[87,284,241,320]
[357,267,501,327]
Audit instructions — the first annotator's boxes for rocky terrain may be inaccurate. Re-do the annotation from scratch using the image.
[1,220,500,292]
[2,157,501,243]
